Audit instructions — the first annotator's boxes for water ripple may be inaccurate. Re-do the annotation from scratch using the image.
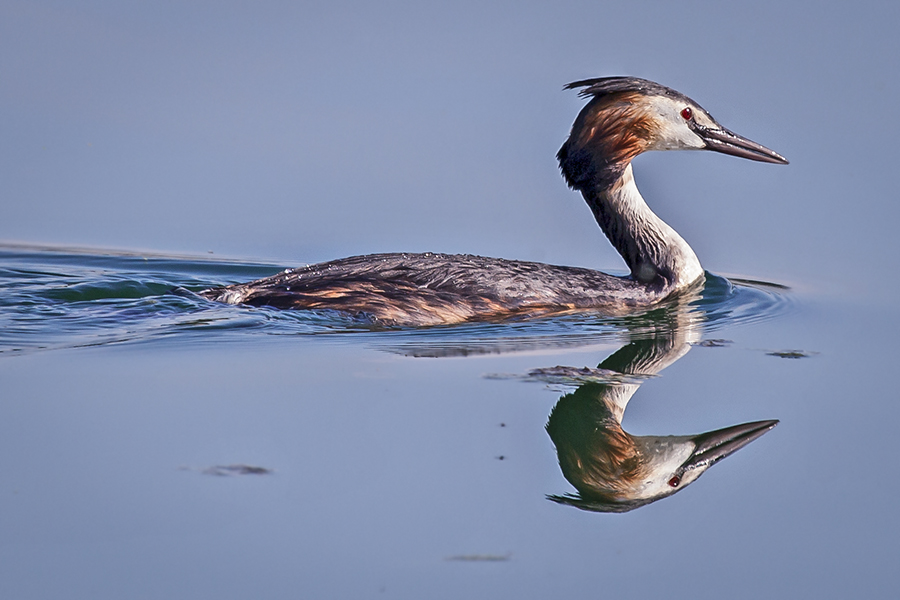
[0,245,796,356]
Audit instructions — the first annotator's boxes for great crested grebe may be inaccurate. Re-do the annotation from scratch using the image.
[201,77,788,326]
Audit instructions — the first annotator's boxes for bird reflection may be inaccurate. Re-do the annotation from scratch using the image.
[543,311,777,513]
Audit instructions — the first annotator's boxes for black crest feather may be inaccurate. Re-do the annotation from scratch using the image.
[563,76,692,105]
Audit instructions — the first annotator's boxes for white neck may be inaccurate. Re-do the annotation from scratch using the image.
[583,163,703,290]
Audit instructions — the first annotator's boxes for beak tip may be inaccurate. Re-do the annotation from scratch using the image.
[701,128,790,165]
[688,418,780,469]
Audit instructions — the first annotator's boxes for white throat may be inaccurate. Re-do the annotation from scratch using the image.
[592,164,704,290]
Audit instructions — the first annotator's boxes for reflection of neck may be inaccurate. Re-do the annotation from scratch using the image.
[597,329,696,420]
[581,163,703,289]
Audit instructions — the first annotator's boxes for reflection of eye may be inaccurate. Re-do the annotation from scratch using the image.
[667,475,681,487]
[680,107,693,120]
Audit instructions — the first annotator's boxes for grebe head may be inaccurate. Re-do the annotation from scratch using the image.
[558,76,788,190]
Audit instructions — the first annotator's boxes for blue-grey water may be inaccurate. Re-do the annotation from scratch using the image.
[1,245,897,599]
[3,1,900,598]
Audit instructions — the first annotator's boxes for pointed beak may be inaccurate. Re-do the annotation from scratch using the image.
[695,125,789,164]
[684,419,778,470]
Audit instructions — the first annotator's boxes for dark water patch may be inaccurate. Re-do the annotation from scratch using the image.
[0,247,797,356]
[693,338,734,347]
[42,280,176,302]
[200,465,273,477]
[766,350,818,359]
[445,553,512,562]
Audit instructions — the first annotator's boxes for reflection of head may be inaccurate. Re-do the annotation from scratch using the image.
[545,329,777,513]
[547,385,777,513]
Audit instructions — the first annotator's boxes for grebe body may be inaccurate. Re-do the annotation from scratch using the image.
[203,251,660,326]
[201,77,787,326]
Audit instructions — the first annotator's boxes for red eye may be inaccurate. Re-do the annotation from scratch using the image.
[667,475,681,488]
[680,107,693,120]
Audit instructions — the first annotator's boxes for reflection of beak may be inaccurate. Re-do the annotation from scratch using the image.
[685,420,779,470]
[694,124,789,164]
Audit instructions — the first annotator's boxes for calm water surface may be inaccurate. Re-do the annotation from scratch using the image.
[1,245,897,599]
[4,1,900,597]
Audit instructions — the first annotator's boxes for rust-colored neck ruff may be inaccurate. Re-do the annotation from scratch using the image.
[557,92,655,187]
